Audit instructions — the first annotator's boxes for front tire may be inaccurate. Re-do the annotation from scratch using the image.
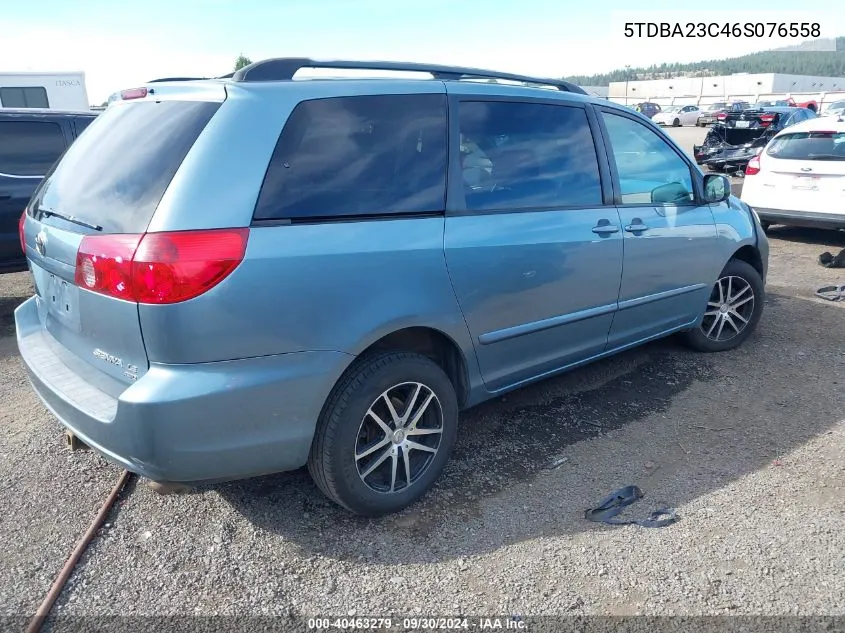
[683,259,764,353]
[673,118,681,127]
[308,352,458,516]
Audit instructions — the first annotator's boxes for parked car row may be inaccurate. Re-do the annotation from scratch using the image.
[14,58,769,516]
[631,98,839,128]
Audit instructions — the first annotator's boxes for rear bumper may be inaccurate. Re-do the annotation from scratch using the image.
[693,145,758,168]
[752,207,845,229]
[15,297,353,483]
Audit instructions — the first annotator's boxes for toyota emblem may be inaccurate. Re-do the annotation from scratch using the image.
[35,230,47,256]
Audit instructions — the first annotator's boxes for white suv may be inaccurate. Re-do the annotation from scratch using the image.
[741,116,845,231]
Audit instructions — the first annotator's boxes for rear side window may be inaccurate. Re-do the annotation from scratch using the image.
[0,121,66,176]
[767,132,845,160]
[458,101,602,211]
[254,94,448,221]
[31,100,220,234]
[0,86,49,108]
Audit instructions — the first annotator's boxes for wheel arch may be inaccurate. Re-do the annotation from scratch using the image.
[351,326,473,409]
[729,244,764,279]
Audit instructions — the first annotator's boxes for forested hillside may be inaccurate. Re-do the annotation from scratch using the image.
[565,37,845,86]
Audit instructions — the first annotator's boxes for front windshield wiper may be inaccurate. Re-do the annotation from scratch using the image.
[37,206,103,231]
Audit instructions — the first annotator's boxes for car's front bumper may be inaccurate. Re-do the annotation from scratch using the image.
[15,296,353,483]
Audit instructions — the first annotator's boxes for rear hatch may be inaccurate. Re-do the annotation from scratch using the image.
[716,109,780,144]
[754,130,845,213]
[21,92,223,395]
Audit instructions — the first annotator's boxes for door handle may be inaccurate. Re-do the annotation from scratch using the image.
[624,219,649,233]
[591,220,620,235]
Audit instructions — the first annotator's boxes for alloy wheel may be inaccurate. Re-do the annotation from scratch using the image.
[700,275,755,342]
[354,382,444,494]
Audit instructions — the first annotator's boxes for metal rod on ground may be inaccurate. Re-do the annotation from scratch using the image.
[26,469,133,633]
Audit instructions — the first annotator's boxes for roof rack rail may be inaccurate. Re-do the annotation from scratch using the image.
[147,77,210,83]
[147,74,234,83]
[230,58,586,94]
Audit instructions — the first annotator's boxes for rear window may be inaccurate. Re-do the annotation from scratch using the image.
[767,131,845,160]
[0,86,49,108]
[253,94,448,221]
[0,121,66,176]
[30,100,220,234]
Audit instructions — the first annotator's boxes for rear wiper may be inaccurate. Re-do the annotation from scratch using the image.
[804,154,845,161]
[37,207,103,231]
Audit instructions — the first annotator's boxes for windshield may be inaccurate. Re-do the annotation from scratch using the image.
[767,131,845,160]
[663,106,681,113]
[30,99,221,234]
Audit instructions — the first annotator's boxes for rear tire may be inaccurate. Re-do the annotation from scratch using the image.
[673,118,681,127]
[308,352,458,516]
[683,259,764,353]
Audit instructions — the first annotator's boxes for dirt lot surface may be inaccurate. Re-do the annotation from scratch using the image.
[1,125,844,624]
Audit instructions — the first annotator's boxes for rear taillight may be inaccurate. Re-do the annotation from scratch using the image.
[74,229,249,304]
[19,211,26,254]
[120,87,148,100]
[759,114,775,127]
[717,112,727,121]
[745,156,761,176]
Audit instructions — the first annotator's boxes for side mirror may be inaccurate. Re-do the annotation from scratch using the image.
[703,174,731,203]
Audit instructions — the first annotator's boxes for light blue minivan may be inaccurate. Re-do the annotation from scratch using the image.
[16,59,768,515]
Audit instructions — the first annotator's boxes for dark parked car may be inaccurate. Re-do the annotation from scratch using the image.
[693,106,817,173]
[633,102,662,118]
[0,109,97,273]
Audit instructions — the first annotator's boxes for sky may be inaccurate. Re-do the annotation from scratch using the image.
[1,0,843,104]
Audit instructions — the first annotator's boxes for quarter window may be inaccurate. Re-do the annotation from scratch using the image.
[0,86,49,109]
[600,112,695,205]
[254,94,448,221]
[458,101,602,211]
[0,121,65,176]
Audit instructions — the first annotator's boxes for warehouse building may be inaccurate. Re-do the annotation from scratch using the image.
[608,73,845,109]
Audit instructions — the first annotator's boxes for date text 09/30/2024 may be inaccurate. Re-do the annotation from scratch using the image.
[307,617,527,630]
[623,22,821,38]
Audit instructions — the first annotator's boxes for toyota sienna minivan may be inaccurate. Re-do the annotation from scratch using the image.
[16,58,769,516]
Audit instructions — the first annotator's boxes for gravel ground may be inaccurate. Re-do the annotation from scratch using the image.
[1,125,844,625]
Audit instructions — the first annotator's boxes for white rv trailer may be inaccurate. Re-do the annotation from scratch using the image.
[0,71,89,110]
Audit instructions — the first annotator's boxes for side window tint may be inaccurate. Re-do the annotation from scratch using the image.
[601,112,694,205]
[0,121,66,176]
[0,87,49,108]
[458,101,602,211]
[254,94,448,221]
